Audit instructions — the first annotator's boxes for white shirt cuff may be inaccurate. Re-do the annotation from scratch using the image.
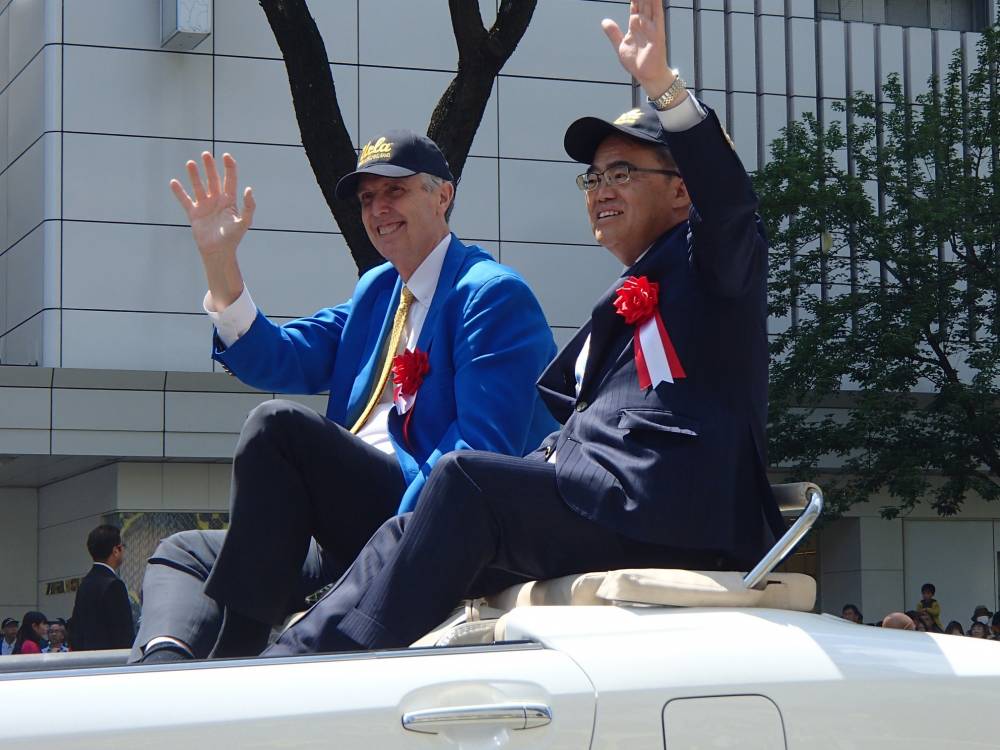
[204,286,257,348]
[656,94,707,132]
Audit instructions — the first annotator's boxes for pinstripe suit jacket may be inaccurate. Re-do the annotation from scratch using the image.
[536,108,784,568]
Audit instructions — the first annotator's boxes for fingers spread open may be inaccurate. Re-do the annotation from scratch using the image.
[601,18,624,47]
[169,179,195,214]
[222,153,238,198]
[202,151,222,198]
[242,186,256,227]
[186,160,207,203]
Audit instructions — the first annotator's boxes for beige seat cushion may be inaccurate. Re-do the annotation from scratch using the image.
[484,571,609,610]
[596,569,816,611]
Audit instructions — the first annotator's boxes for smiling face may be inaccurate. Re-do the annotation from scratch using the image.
[585,135,690,266]
[47,622,65,646]
[357,173,453,280]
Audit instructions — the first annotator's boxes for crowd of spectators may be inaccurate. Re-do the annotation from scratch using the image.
[841,582,1000,639]
[0,614,72,655]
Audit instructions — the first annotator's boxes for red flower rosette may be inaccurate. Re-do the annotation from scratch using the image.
[391,347,430,400]
[391,347,430,448]
[613,275,686,388]
[613,275,659,325]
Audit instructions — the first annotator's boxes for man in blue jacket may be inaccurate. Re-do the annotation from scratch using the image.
[262,0,785,656]
[133,131,555,662]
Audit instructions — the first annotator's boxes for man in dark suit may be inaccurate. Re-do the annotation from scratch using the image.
[69,525,134,651]
[260,0,785,656]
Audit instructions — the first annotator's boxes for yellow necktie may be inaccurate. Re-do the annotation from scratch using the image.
[350,287,415,433]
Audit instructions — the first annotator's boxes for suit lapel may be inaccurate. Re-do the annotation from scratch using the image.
[344,280,400,427]
[579,224,689,396]
[415,235,468,354]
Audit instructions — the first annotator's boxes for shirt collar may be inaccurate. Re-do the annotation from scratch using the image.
[404,233,451,307]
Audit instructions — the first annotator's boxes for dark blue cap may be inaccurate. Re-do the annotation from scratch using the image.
[335,129,455,200]
[1,618,17,628]
[564,102,668,164]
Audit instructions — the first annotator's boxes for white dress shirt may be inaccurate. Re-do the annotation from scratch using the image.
[205,233,452,455]
[549,91,707,464]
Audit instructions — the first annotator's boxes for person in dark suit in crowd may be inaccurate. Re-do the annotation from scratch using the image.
[69,525,134,651]
[0,618,17,656]
[261,0,785,657]
[12,611,48,655]
[132,132,556,663]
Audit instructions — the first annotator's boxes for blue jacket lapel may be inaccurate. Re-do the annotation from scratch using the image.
[344,279,401,427]
[415,234,467,354]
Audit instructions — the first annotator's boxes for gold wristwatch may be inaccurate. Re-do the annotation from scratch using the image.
[647,71,687,111]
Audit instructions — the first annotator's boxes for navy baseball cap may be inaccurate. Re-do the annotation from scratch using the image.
[1,618,17,628]
[335,129,455,200]
[564,102,668,164]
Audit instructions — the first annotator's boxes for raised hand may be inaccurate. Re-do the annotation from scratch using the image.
[170,152,254,309]
[170,152,256,260]
[601,0,675,98]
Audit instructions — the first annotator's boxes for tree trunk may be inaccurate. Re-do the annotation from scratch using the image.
[261,0,537,275]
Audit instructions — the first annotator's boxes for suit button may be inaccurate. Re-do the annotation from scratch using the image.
[575,401,588,412]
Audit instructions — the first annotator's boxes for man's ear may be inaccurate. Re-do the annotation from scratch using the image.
[439,181,455,213]
[673,178,690,208]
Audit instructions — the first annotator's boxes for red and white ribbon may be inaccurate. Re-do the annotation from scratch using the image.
[633,310,686,388]
[613,276,686,389]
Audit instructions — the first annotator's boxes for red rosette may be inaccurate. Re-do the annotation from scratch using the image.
[391,348,430,398]
[613,276,659,325]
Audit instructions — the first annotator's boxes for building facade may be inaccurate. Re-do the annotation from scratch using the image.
[0,0,997,629]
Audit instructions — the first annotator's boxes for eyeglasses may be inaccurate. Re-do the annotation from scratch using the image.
[576,162,680,192]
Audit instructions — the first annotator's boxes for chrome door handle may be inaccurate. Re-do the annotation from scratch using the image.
[401,703,552,734]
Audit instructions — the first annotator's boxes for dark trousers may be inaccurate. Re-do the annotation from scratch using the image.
[265,450,729,656]
[131,399,406,659]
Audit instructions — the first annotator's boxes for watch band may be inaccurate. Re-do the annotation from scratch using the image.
[647,72,687,111]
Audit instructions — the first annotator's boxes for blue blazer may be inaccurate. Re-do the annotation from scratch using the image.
[214,235,557,513]
[536,107,784,569]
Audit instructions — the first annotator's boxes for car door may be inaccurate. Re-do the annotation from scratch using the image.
[0,643,595,750]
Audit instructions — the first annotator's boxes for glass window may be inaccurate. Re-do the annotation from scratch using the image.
[816,0,991,30]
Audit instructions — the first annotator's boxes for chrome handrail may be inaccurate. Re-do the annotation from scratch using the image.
[742,486,823,590]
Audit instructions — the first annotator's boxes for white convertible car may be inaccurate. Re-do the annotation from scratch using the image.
[2,483,998,749]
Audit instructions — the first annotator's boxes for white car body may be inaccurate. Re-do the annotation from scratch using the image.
[1,602,998,749]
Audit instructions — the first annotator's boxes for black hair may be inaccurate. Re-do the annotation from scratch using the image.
[945,620,965,635]
[842,603,862,619]
[12,611,47,654]
[86,524,122,562]
[921,582,935,595]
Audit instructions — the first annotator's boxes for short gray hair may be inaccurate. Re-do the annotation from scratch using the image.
[420,173,456,219]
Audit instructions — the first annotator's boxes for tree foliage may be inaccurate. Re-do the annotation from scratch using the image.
[259,0,537,273]
[755,24,1000,518]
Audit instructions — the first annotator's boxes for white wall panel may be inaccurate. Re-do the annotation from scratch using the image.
[498,241,621,328]
[62,133,210,225]
[758,15,786,96]
[699,10,727,91]
[37,464,117,528]
[666,7,695,83]
[60,310,211,371]
[907,27,934,98]
[61,222,205,314]
[52,388,163,432]
[502,0,632,84]
[497,76,631,162]
[821,20,847,99]
[64,46,211,140]
[5,133,58,249]
[789,17,817,96]
[6,44,57,162]
[213,141,338,234]
[0,5,10,91]
[8,0,59,86]
[499,159,593,245]
[0,487,39,611]
[232,229,358,320]
[214,0,357,64]
[730,92,758,170]
[936,29,963,80]
[448,156,499,243]
[64,0,209,52]
[849,22,877,94]
[730,12,756,93]
[0,385,49,429]
[879,24,906,93]
[3,222,47,331]
[0,308,58,366]
[359,0,456,71]
[165,391,270,433]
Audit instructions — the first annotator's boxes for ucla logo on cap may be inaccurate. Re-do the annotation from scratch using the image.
[614,109,643,126]
[358,136,393,167]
